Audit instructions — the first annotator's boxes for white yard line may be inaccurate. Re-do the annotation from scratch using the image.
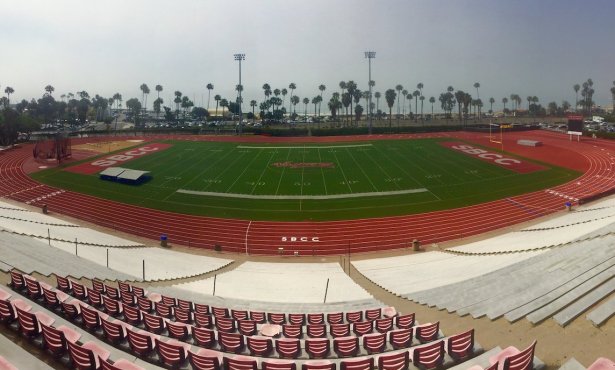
[332,150,353,193]
[346,148,379,192]
[274,149,293,196]
[250,151,277,195]
[318,148,328,196]
[237,144,373,149]
[225,149,264,193]
[176,188,428,200]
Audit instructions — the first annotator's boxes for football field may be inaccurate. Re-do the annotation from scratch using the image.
[32,138,579,221]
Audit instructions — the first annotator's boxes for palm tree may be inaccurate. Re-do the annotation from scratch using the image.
[474,83,481,119]
[44,85,55,96]
[489,97,495,114]
[429,97,436,118]
[174,91,182,114]
[206,83,214,109]
[368,80,376,118]
[302,98,309,119]
[4,86,14,104]
[311,97,319,117]
[214,94,221,118]
[374,92,381,120]
[140,83,150,112]
[328,96,342,121]
[250,100,257,121]
[526,96,533,113]
[395,85,403,117]
[516,95,522,112]
[572,84,580,111]
[220,98,229,120]
[288,83,296,112]
[116,94,122,112]
[362,91,370,121]
[502,97,508,114]
[413,90,420,121]
[339,81,347,96]
[60,94,66,102]
[153,97,163,121]
[346,81,358,125]
[341,93,351,125]
[112,93,121,110]
[587,78,594,116]
[385,89,397,130]
[455,90,465,122]
[291,95,300,115]
[155,84,163,103]
[401,89,408,116]
[417,83,424,119]
[281,88,288,113]
[262,84,272,110]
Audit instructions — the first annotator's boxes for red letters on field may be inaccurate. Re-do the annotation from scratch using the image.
[440,142,545,174]
[65,143,172,175]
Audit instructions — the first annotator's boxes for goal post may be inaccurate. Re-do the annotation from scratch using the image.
[489,122,511,151]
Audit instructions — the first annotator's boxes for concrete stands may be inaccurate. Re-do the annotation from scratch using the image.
[354,230,615,327]
[0,329,54,369]
[450,198,615,254]
[352,251,544,296]
[0,199,233,281]
[172,262,373,304]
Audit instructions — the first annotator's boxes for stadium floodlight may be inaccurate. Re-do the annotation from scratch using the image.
[234,54,245,135]
[365,51,376,135]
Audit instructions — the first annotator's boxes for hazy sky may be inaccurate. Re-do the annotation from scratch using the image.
[3,0,614,112]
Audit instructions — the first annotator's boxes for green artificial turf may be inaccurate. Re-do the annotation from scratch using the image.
[31,138,579,221]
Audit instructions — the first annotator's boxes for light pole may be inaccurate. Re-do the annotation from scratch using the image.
[234,53,245,135]
[365,51,376,135]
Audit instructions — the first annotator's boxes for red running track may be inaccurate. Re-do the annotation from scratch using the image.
[2,130,615,256]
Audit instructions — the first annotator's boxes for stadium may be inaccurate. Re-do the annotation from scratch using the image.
[2,1,615,369]
[1,125,615,370]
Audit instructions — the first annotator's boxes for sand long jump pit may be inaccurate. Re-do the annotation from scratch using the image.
[72,139,146,154]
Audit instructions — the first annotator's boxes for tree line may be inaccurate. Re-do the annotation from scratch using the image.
[2,78,614,146]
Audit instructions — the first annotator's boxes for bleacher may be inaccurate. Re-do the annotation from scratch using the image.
[172,262,373,304]
[353,197,615,327]
[1,270,550,370]
[1,196,614,368]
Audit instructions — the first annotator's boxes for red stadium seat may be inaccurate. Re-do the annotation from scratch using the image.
[378,351,409,370]
[276,338,301,359]
[411,340,445,369]
[282,324,303,338]
[333,336,359,358]
[155,338,188,368]
[247,336,274,357]
[340,357,373,370]
[416,322,440,343]
[188,348,222,370]
[305,338,330,359]
[192,326,216,348]
[447,329,476,361]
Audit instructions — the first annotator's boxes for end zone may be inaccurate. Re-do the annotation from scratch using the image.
[440,142,545,174]
[64,143,172,175]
